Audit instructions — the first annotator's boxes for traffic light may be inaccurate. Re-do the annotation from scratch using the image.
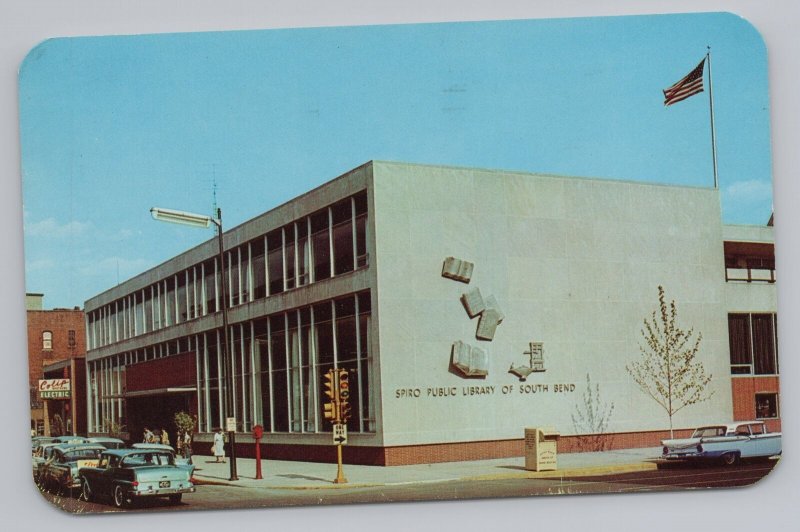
[338,369,350,400]
[323,369,340,423]
[339,399,351,423]
[338,369,351,423]
[324,401,339,422]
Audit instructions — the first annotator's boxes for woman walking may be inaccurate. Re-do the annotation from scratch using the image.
[213,428,225,463]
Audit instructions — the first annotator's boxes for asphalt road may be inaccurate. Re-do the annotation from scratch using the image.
[35,460,779,515]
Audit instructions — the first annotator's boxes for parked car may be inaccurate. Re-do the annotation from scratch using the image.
[32,442,61,480]
[31,436,55,450]
[36,444,105,494]
[661,421,781,465]
[50,435,91,445]
[131,443,195,474]
[88,437,126,449]
[79,449,195,508]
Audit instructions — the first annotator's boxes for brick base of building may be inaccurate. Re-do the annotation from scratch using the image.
[211,428,707,466]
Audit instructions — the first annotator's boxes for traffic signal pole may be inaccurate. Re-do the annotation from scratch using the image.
[324,368,350,484]
[334,443,347,484]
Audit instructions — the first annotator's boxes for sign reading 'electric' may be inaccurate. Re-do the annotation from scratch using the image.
[39,378,71,399]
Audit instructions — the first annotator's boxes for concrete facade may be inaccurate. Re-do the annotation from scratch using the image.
[371,162,732,448]
[82,161,778,464]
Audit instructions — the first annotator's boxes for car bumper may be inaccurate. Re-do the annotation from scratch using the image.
[662,450,726,461]
[129,486,196,498]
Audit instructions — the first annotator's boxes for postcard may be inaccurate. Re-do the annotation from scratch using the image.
[21,12,781,514]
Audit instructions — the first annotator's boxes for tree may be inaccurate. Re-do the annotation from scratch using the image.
[103,418,126,439]
[173,411,197,435]
[571,373,615,452]
[627,286,713,438]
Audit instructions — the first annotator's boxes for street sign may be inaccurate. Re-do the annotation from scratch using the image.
[333,423,348,445]
[226,417,237,432]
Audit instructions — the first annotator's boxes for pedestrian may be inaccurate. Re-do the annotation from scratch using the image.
[177,430,183,454]
[183,429,192,461]
[161,427,170,446]
[213,428,226,463]
[143,427,154,443]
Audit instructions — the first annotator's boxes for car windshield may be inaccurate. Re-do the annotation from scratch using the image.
[64,449,102,461]
[691,426,726,438]
[122,452,174,467]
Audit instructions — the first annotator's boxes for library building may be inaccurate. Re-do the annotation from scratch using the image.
[83,161,779,465]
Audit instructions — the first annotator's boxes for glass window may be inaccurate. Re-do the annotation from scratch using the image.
[752,314,777,375]
[164,277,175,327]
[335,297,358,364]
[186,271,196,320]
[755,393,779,419]
[331,199,354,275]
[241,246,251,304]
[176,275,186,323]
[207,333,220,429]
[728,314,752,374]
[204,259,217,314]
[253,319,269,430]
[267,230,283,295]
[354,192,368,268]
[284,226,296,290]
[251,237,266,300]
[311,210,331,281]
[313,302,334,367]
[42,331,53,350]
[229,250,241,307]
[269,315,288,432]
[134,292,144,335]
[297,221,310,287]
[288,312,302,431]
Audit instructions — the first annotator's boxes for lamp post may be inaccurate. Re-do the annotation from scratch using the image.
[150,206,238,481]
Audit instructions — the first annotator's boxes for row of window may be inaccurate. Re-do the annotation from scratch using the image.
[40,330,77,351]
[728,313,779,375]
[86,192,368,350]
[88,292,374,435]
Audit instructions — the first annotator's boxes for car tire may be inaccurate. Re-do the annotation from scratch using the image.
[721,452,739,466]
[168,493,183,505]
[81,479,93,502]
[113,485,128,508]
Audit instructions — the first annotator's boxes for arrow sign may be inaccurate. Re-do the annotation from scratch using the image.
[333,423,348,445]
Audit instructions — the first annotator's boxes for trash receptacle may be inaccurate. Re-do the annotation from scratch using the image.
[525,427,560,471]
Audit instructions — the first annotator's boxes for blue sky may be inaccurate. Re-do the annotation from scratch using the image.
[19,12,773,310]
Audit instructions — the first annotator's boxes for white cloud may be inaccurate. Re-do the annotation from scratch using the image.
[77,256,153,278]
[724,179,773,202]
[25,217,91,238]
[25,258,55,272]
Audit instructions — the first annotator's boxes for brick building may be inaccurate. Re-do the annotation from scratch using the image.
[27,293,86,435]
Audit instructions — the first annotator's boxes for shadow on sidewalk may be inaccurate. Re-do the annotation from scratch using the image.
[497,465,528,472]
[277,473,332,483]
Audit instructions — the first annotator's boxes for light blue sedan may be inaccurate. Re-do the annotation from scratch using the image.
[661,421,781,466]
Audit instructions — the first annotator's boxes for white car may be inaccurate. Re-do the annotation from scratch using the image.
[661,421,781,465]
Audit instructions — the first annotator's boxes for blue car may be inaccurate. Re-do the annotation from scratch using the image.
[79,449,195,508]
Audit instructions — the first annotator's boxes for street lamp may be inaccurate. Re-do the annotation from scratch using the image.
[150,206,238,481]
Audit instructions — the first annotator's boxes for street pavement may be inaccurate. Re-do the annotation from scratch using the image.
[189,446,664,489]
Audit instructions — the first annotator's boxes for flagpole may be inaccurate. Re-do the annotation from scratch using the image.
[706,46,719,189]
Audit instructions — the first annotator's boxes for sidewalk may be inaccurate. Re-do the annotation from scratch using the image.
[190,447,663,489]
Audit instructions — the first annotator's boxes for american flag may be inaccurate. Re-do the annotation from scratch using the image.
[663,58,706,106]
